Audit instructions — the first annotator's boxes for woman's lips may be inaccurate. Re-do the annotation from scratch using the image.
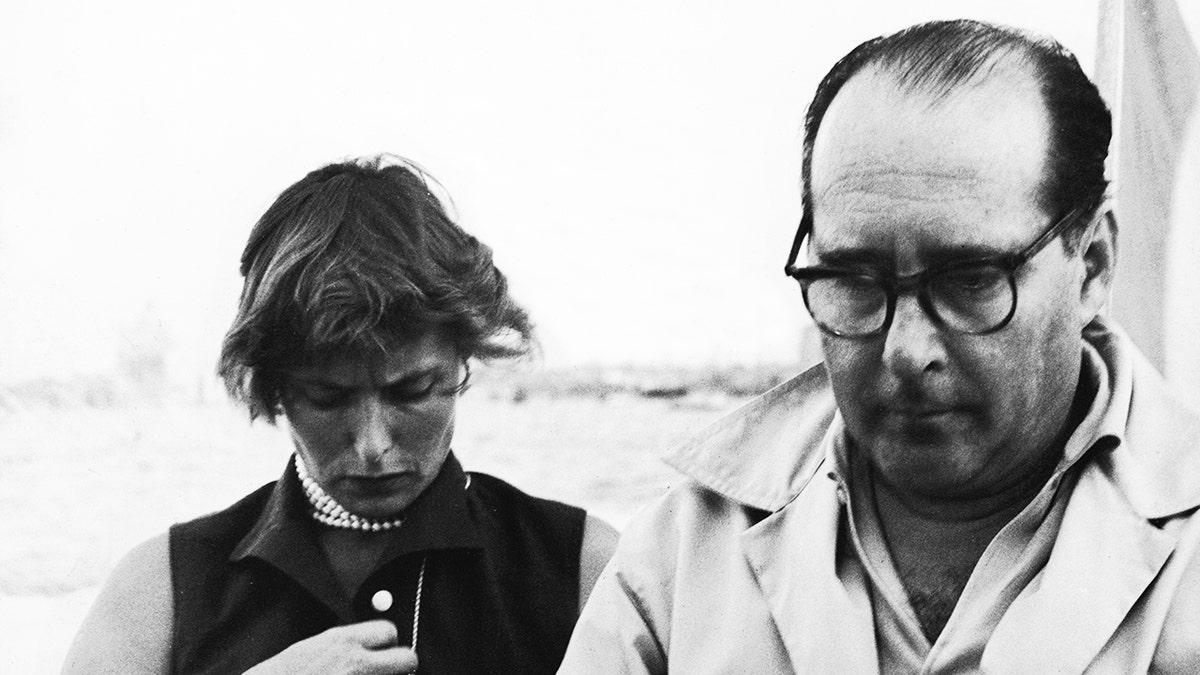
[340,474,409,496]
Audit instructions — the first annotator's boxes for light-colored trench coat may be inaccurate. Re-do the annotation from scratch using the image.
[560,321,1200,673]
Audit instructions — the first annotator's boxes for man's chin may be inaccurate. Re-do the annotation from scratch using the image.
[870,425,952,455]
[863,431,984,488]
[873,408,982,446]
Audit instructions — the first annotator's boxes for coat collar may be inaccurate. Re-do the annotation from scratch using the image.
[981,461,1179,672]
[664,316,1200,521]
[663,364,838,512]
[1084,320,1200,519]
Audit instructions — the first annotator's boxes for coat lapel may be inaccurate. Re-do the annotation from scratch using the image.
[982,465,1178,673]
[666,364,873,672]
[740,466,879,674]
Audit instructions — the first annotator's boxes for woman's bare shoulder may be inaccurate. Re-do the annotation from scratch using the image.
[61,532,173,675]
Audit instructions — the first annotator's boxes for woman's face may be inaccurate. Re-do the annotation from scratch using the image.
[280,330,462,519]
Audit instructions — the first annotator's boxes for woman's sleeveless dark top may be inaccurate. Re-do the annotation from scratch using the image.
[169,452,586,674]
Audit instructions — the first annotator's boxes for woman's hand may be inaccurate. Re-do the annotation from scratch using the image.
[244,620,419,675]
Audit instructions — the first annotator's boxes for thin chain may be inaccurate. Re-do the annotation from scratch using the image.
[412,556,427,651]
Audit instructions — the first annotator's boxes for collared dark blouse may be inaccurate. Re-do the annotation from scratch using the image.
[169,452,586,674]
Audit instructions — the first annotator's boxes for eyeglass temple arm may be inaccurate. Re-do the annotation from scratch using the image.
[784,216,811,274]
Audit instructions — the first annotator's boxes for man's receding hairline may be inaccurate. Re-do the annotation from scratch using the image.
[817,55,1054,211]
[849,48,1041,108]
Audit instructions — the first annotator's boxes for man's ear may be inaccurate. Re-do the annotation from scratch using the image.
[1078,207,1118,324]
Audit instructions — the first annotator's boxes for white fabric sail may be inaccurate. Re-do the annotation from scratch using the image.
[1095,0,1200,407]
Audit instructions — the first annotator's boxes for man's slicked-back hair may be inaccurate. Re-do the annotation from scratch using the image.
[219,155,535,422]
[798,19,1111,251]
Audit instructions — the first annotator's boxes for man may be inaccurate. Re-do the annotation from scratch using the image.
[560,20,1200,673]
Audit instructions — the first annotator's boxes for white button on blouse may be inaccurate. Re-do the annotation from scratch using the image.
[371,589,393,612]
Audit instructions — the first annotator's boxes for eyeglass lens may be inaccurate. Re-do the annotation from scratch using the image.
[802,263,1016,337]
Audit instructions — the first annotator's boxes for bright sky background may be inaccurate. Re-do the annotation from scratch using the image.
[0,1,1114,385]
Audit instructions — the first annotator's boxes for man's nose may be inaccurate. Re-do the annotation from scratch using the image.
[880,292,947,376]
[351,396,393,463]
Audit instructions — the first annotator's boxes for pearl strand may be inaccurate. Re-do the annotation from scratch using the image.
[294,454,405,532]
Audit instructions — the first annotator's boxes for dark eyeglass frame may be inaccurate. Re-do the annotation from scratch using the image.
[782,206,1087,338]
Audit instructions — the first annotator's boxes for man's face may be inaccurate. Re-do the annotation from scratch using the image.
[809,68,1096,503]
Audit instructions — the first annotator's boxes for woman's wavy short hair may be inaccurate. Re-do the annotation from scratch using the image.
[218,155,535,421]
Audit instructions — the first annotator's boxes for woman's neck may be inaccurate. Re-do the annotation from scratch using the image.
[317,528,392,599]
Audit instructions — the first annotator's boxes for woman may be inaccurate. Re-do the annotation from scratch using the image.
[63,156,619,674]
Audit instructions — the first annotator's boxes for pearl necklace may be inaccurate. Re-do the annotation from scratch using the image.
[294,455,427,654]
[294,454,406,532]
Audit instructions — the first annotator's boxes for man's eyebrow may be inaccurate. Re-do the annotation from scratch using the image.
[921,242,1016,262]
[811,242,1018,268]
[811,248,890,267]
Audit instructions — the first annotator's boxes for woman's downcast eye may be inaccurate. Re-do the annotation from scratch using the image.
[292,384,353,410]
[382,377,438,404]
[289,367,466,411]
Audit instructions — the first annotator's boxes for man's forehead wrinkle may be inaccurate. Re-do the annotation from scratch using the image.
[816,165,987,207]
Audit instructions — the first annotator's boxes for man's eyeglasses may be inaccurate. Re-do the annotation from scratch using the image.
[783,207,1086,339]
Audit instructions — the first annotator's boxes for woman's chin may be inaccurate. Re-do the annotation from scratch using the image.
[343,495,413,520]
[331,482,422,519]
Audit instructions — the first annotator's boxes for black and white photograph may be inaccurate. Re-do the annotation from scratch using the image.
[2,0,1198,672]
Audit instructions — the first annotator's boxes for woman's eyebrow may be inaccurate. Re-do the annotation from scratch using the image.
[379,367,442,387]
[288,361,453,389]
[286,378,353,393]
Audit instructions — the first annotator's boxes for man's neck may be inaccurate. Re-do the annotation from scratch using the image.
[872,438,1062,523]
[870,460,1055,643]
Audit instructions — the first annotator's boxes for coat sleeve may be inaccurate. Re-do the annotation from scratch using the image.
[558,476,769,674]
[558,493,683,675]
[557,556,668,674]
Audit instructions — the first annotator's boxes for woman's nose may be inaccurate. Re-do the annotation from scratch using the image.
[351,396,393,463]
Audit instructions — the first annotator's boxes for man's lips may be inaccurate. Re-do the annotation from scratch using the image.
[872,385,971,418]
[885,406,958,417]
[874,401,985,434]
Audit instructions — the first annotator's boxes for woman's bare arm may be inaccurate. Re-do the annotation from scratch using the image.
[62,532,173,675]
[61,533,417,675]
